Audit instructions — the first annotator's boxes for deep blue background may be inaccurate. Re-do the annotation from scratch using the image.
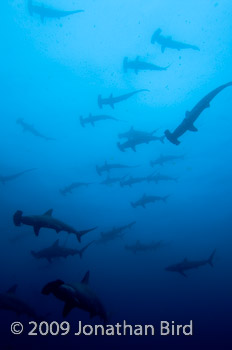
[1,1,232,349]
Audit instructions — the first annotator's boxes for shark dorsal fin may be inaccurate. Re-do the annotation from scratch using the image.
[7,284,18,294]
[81,271,90,285]
[43,209,53,216]
[52,239,59,247]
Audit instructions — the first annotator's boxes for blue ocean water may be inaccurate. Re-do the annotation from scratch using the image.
[1,1,232,349]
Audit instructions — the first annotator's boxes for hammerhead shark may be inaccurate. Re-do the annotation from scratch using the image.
[146,172,178,184]
[98,89,149,109]
[28,0,84,22]
[96,221,136,245]
[80,114,120,127]
[123,57,169,74]
[60,182,90,196]
[0,284,42,320]
[117,134,165,152]
[165,250,216,277]
[165,82,232,145]
[125,240,164,254]
[100,175,127,186]
[42,271,108,322]
[31,239,94,262]
[96,161,138,176]
[118,126,158,140]
[13,209,97,242]
[17,118,55,141]
[131,194,169,208]
[150,154,185,167]
[120,175,146,187]
[151,28,199,53]
[0,168,36,184]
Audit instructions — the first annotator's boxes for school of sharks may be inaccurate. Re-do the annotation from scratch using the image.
[1,1,232,349]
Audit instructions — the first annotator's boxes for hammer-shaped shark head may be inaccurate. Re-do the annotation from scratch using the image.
[41,280,64,295]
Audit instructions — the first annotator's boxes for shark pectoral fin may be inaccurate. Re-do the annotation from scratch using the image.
[34,225,40,236]
[43,209,53,216]
[132,146,136,152]
[63,302,75,317]
[81,271,90,285]
[110,103,115,109]
[161,45,166,53]
[179,270,187,277]
[6,284,18,294]
[53,239,59,247]
[188,124,198,132]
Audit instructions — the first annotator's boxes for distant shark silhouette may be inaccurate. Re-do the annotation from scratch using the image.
[120,175,146,187]
[151,28,199,53]
[31,239,94,262]
[17,118,55,141]
[146,172,178,184]
[98,89,149,109]
[0,168,36,184]
[165,250,216,277]
[28,0,84,22]
[123,57,169,74]
[118,134,164,152]
[150,154,185,167]
[96,161,138,176]
[125,240,164,254]
[118,126,158,140]
[13,209,97,242]
[42,271,108,322]
[165,82,232,145]
[0,284,43,320]
[80,114,120,127]
[60,182,91,196]
[131,194,169,208]
[96,221,136,244]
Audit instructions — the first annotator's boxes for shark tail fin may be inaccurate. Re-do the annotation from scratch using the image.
[123,57,128,73]
[76,227,97,243]
[78,241,94,259]
[208,249,216,267]
[151,28,162,44]
[13,210,23,226]
[98,95,103,109]
[80,116,85,127]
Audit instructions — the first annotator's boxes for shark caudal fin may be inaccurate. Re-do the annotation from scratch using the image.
[13,210,23,226]
[151,28,162,44]
[98,95,103,109]
[80,116,85,127]
[159,135,165,144]
[78,241,94,259]
[76,227,97,243]
[123,57,128,73]
[164,130,180,145]
[208,249,216,267]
